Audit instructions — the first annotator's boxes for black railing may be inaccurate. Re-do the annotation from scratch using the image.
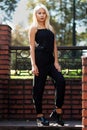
[10,46,87,79]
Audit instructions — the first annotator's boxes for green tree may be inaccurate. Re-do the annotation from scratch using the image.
[77,31,87,46]
[12,24,29,46]
[0,0,19,21]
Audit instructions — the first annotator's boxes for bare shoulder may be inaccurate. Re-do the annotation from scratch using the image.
[29,25,37,34]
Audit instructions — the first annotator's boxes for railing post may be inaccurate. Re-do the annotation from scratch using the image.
[0,24,11,119]
[82,56,87,130]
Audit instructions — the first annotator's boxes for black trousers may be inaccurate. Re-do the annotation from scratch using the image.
[33,50,65,114]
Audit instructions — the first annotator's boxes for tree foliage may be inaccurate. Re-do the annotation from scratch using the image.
[12,25,29,46]
[0,0,19,21]
[4,0,86,46]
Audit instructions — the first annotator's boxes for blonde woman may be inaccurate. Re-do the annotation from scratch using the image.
[29,4,65,126]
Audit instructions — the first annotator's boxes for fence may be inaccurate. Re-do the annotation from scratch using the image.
[10,45,87,79]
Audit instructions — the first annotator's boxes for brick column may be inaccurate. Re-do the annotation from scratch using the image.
[0,24,11,119]
[82,56,87,130]
[0,24,11,79]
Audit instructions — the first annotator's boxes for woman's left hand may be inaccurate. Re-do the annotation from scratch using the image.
[54,62,61,72]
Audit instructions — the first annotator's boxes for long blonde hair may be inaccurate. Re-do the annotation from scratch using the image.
[32,4,53,31]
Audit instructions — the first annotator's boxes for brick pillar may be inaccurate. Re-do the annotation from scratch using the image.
[0,24,11,119]
[82,56,87,130]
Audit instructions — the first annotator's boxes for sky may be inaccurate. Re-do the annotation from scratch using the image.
[6,0,29,30]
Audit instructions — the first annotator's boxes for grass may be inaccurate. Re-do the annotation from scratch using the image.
[10,69,82,79]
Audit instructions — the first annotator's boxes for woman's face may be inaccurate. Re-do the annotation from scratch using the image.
[36,8,47,23]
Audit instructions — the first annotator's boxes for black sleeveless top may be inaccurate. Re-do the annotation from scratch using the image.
[35,29,54,53]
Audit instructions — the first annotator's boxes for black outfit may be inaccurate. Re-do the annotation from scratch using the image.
[33,29,65,114]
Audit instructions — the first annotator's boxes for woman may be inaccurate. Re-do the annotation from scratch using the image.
[28,4,65,126]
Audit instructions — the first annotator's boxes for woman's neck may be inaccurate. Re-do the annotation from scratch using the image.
[38,23,46,29]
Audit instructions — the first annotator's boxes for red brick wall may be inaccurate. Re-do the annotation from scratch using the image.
[0,25,82,121]
[0,79,81,120]
[82,56,87,130]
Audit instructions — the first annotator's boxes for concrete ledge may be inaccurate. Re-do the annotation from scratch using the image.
[0,121,82,130]
[0,126,82,130]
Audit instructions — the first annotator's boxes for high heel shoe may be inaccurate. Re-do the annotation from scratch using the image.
[37,116,49,126]
[50,110,64,126]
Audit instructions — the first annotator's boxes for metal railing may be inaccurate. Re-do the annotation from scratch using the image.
[10,46,87,79]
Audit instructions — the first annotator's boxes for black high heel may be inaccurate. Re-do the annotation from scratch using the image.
[50,110,64,126]
[37,116,49,126]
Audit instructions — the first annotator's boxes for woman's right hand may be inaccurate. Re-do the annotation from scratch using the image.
[32,64,39,76]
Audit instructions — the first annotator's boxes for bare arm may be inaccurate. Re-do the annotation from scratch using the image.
[49,26,61,71]
[54,39,61,71]
[28,26,39,76]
